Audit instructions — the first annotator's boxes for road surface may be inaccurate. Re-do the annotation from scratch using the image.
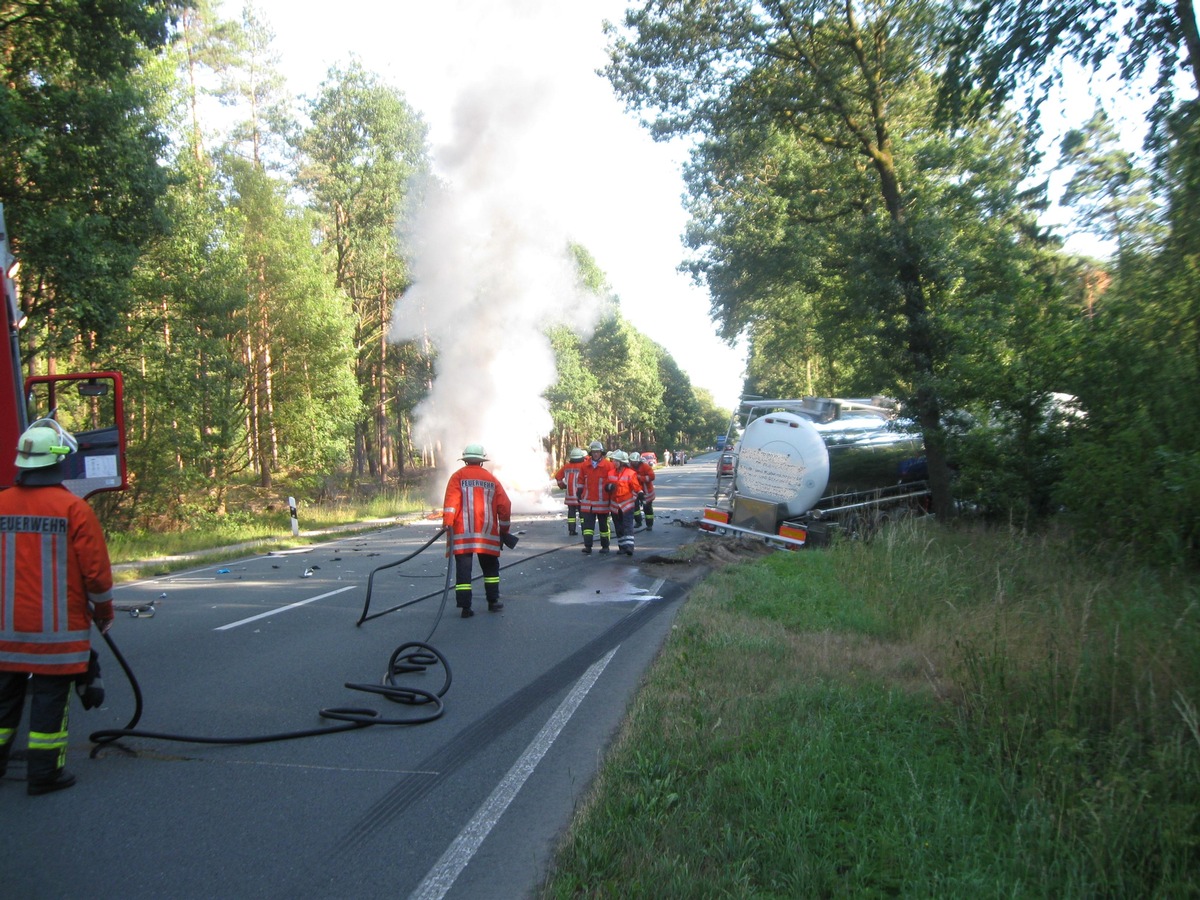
[0,457,721,900]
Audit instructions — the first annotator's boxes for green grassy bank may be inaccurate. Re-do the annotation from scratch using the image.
[541,522,1200,897]
[105,483,429,576]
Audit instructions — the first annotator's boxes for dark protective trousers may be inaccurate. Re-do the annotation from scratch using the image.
[0,671,73,780]
[454,552,500,611]
[612,508,635,554]
[581,511,610,551]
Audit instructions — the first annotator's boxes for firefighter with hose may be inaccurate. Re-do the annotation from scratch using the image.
[0,420,115,795]
[442,444,513,618]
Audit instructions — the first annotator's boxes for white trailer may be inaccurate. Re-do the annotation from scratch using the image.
[701,397,930,548]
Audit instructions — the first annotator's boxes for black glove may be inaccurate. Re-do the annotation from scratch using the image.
[75,650,104,710]
[501,532,519,549]
[637,492,646,502]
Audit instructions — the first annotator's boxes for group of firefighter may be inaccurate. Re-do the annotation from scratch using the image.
[552,441,656,557]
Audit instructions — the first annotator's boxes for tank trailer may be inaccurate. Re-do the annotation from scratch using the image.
[700,396,930,549]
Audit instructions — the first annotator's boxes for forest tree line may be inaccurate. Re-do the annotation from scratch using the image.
[606,0,1199,565]
[0,1,730,529]
[1,0,1197,566]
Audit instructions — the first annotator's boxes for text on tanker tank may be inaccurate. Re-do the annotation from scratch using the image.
[737,447,810,502]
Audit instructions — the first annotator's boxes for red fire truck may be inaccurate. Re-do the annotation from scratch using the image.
[0,204,126,498]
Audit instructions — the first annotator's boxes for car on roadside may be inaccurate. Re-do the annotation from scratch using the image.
[718,452,736,477]
[638,451,658,466]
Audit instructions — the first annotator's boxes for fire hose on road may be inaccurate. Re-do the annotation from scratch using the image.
[88,523,568,755]
[87,529,460,756]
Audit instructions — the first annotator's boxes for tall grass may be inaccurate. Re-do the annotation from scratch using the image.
[541,520,1200,897]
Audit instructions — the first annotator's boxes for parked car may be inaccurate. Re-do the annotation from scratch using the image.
[638,451,658,466]
[718,452,736,476]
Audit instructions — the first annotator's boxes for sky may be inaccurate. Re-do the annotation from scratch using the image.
[225,0,748,412]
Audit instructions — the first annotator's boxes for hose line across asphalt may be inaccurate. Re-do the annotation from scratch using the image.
[91,528,461,755]
[88,634,452,756]
[89,523,564,755]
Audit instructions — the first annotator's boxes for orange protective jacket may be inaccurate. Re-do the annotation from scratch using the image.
[577,457,615,514]
[552,460,584,507]
[0,484,114,675]
[634,461,656,501]
[607,466,643,513]
[442,463,512,556]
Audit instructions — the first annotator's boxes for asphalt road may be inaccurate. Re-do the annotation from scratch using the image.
[0,457,720,900]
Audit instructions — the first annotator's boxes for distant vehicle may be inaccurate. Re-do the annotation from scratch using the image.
[718,452,736,476]
[715,435,727,451]
[639,451,658,466]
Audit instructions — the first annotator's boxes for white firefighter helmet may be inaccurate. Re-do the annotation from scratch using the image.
[612,450,629,464]
[461,443,488,462]
[568,447,586,462]
[15,419,78,469]
[629,452,642,465]
[588,440,604,453]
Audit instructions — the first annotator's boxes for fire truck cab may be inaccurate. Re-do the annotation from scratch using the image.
[0,204,126,498]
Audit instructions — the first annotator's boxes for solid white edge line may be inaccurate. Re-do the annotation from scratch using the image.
[408,645,621,900]
[215,586,357,630]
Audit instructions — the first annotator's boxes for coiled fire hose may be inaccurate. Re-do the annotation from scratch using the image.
[87,530,457,756]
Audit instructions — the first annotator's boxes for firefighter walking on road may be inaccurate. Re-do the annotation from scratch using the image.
[0,420,115,796]
[577,440,615,554]
[442,444,513,618]
[552,447,586,537]
[608,451,644,556]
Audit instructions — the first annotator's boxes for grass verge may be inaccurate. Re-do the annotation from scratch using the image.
[105,484,431,580]
[541,520,1200,897]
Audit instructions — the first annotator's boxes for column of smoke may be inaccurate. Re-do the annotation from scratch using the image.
[390,66,602,513]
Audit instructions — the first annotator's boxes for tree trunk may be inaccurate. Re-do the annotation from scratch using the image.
[894,231,955,519]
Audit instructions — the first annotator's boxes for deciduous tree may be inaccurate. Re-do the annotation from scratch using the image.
[0,0,173,359]
[607,0,1050,517]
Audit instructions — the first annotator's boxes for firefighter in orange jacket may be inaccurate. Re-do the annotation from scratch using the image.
[629,452,657,530]
[552,447,586,537]
[607,451,644,556]
[443,444,513,618]
[577,440,615,554]
[0,421,115,796]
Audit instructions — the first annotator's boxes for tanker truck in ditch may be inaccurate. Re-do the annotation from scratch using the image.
[700,396,930,548]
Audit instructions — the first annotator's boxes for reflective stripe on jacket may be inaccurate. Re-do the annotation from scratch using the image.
[442,464,512,556]
[552,461,584,506]
[577,457,615,513]
[634,461,656,501]
[0,484,113,675]
[607,466,643,513]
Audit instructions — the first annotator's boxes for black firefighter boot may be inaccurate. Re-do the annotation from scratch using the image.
[26,748,75,796]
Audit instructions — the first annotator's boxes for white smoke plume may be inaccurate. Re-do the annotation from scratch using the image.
[389,3,607,513]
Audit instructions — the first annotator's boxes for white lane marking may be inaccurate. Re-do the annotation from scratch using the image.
[215,586,357,630]
[408,646,620,900]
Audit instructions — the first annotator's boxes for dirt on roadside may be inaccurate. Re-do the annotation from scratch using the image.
[638,534,776,584]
